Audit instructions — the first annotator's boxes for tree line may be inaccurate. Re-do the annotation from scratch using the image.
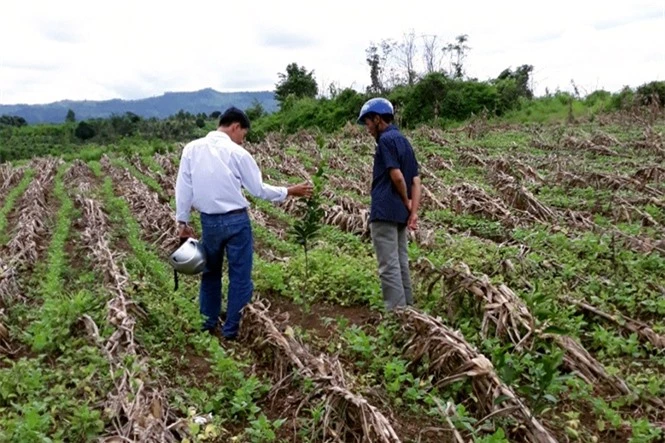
[252,31,664,138]
[2,31,664,159]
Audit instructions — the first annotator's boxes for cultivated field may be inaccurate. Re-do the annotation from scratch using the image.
[1,111,664,442]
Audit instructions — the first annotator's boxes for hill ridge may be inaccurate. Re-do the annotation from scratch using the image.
[0,88,278,124]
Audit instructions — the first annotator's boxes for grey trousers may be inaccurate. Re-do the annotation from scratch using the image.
[370,221,414,310]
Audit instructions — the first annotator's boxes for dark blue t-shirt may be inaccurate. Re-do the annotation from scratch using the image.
[370,125,420,224]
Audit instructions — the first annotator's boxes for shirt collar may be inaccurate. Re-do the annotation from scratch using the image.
[207,130,230,140]
[375,124,397,141]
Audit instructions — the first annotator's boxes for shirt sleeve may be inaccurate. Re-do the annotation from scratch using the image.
[175,147,193,222]
[413,150,420,177]
[377,137,400,171]
[236,151,288,202]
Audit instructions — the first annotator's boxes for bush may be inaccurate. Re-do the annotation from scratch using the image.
[400,73,500,127]
[248,88,366,140]
[0,115,27,127]
[610,86,636,110]
[74,121,96,141]
[636,81,665,107]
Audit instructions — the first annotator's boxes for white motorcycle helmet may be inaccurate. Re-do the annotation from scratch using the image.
[169,238,206,275]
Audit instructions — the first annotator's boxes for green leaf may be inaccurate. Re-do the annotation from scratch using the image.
[494,394,511,405]
[542,325,568,335]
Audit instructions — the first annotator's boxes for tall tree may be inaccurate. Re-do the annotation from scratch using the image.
[497,64,534,99]
[422,34,443,74]
[275,63,318,104]
[443,34,470,79]
[395,30,418,85]
[365,40,395,93]
[366,44,384,94]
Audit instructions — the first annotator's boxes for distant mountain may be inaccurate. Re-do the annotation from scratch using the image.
[0,88,279,124]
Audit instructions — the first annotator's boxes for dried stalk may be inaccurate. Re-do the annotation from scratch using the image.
[561,135,620,156]
[492,171,663,254]
[425,155,454,173]
[459,152,487,167]
[632,126,665,154]
[633,165,665,184]
[395,308,557,443]
[410,126,452,148]
[69,164,182,442]
[554,170,663,198]
[550,335,632,398]
[449,183,520,226]
[489,158,544,185]
[612,197,660,227]
[0,159,59,304]
[562,296,665,349]
[153,152,179,178]
[420,184,447,211]
[242,300,401,443]
[414,258,639,401]
[322,192,370,237]
[6,158,59,264]
[0,164,25,198]
[130,154,174,199]
[0,308,12,354]
[492,173,556,223]
[326,174,369,197]
[101,155,179,252]
[415,259,534,349]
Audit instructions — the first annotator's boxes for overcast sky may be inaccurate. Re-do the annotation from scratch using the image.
[1,0,663,105]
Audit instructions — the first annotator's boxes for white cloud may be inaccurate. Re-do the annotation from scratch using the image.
[0,0,663,104]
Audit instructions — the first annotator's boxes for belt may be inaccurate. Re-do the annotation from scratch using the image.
[222,207,247,215]
[201,207,247,217]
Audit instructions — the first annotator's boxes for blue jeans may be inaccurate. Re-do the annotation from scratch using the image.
[199,211,253,338]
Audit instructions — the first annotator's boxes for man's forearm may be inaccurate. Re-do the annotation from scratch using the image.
[175,182,193,223]
[410,177,422,214]
[389,169,409,207]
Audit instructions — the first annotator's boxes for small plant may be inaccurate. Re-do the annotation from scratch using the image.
[290,146,327,287]
[245,415,286,442]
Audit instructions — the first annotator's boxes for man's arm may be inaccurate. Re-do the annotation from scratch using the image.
[238,152,313,200]
[237,152,288,201]
[389,168,410,209]
[410,176,422,215]
[175,150,196,239]
[407,176,422,230]
[175,150,193,223]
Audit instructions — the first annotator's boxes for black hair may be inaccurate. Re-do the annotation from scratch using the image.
[364,112,394,124]
[218,106,251,129]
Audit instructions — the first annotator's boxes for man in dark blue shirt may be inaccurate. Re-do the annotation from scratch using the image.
[357,98,422,310]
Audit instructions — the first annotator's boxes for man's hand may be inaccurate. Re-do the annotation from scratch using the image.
[287,182,314,198]
[407,212,418,231]
[177,222,196,242]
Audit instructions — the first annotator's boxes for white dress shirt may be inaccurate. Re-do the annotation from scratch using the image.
[175,131,287,223]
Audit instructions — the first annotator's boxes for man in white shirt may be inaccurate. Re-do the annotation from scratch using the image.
[175,107,312,339]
